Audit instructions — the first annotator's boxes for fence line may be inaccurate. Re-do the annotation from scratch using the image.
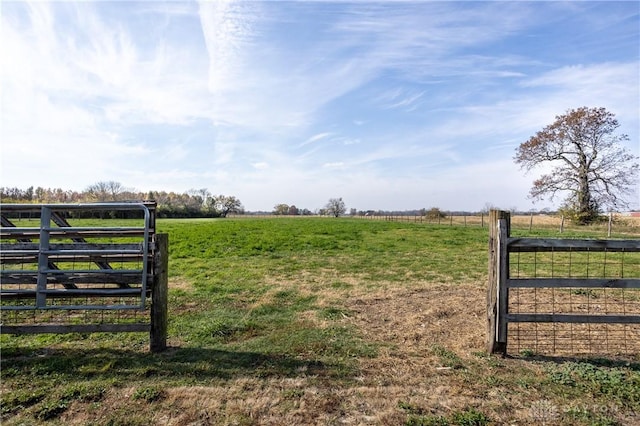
[486,210,640,357]
[358,213,639,236]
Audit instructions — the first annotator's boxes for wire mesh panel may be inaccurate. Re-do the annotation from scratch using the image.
[508,323,640,356]
[1,203,155,332]
[505,242,640,356]
[1,304,152,329]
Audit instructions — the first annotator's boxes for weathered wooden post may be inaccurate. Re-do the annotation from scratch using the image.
[487,210,510,354]
[150,233,168,352]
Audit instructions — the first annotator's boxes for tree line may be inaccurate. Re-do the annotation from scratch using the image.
[0,182,243,218]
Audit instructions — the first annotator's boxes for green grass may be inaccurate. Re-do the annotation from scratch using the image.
[165,218,489,284]
[1,217,639,425]
[402,405,490,426]
[546,361,640,410]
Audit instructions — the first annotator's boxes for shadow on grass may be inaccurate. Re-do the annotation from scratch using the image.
[1,346,333,383]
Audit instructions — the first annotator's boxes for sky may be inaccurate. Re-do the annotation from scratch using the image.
[1,1,639,212]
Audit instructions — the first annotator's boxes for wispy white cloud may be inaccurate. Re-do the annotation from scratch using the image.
[252,162,269,170]
[198,0,257,94]
[521,62,640,124]
[329,1,535,79]
[211,142,236,165]
[376,88,426,111]
[300,132,333,147]
[421,61,640,153]
[323,162,345,169]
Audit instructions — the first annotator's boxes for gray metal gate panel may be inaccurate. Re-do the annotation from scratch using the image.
[1,203,151,311]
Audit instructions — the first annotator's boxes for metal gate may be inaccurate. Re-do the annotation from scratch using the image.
[1,203,151,311]
[0,203,167,350]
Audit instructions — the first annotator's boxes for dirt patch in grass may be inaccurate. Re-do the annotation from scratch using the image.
[345,283,485,355]
[169,278,196,293]
[339,284,496,423]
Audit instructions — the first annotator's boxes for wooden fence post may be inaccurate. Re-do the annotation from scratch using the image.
[150,233,168,353]
[487,210,510,354]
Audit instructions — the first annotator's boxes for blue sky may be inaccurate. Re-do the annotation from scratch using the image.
[1,1,638,212]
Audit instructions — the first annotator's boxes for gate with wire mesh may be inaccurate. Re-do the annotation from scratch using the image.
[487,210,640,357]
[0,202,168,352]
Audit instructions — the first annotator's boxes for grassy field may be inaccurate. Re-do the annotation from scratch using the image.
[1,217,639,425]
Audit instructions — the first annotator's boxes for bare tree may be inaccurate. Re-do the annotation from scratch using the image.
[85,181,128,202]
[106,181,125,201]
[325,197,346,217]
[188,188,211,208]
[86,181,110,201]
[480,202,498,215]
[515,107,638,224]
